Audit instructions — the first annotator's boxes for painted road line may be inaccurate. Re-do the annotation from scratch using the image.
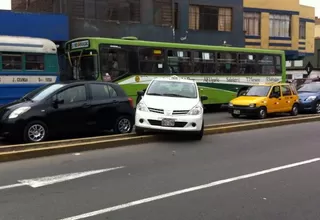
[60,158,320,220]
[0,166,124,191]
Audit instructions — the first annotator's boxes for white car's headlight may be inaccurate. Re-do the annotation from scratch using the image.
[8,106,31,119]
[136,101,149,112]
[188,104,203,115]
[306,96,317,101]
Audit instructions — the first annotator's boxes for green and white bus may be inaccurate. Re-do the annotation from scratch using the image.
[64,36,286,106]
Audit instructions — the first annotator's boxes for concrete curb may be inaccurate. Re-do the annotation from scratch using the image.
[0,115,319,163]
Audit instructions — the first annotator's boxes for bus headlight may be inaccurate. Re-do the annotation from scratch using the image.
[8,107,31,119]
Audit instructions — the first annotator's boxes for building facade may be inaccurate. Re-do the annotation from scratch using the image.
[243,0,315,60]
[12,0,245,47]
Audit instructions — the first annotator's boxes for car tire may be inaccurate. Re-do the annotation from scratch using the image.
[114,116,133,134]
[290,103,299,116]
[258,107,267,119]
[23,120,49,143]
[135,126,145,135]
[231,113,240,118]
[192,120,204,140]
[314,101,320,114]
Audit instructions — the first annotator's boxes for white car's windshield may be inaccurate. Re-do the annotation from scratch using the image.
[146,80,197,98]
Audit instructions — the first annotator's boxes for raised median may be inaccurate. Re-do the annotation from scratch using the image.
[0,114,318,163]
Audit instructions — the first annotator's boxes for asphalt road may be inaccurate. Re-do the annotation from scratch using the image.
[1,122,320,219]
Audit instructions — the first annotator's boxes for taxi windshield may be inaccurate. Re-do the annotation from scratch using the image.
[245,86,271,97]
[298,83,320,93]
[146,80,197,98]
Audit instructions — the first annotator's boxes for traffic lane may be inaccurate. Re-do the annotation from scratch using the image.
[105,161,320,220]
[1,123,320,219]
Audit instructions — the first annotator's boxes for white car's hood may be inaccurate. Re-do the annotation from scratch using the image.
[142,95,199,110]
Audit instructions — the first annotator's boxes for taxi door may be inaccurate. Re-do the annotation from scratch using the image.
[280,85,293,111]
[267,85,282,113]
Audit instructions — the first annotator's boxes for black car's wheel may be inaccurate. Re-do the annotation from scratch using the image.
[23,120,49,143]
[135,126,145,135]
[114,116,133,134]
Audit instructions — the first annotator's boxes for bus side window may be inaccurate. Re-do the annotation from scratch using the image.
[2,53,22,70]
[275,55,282,74]
[167,50,192,74]
[257,54,275,75]
[239,53,257,75]
[193,51,215,74]
[216,52,238,74]
[138,47,164,74]
[26,54,45,71]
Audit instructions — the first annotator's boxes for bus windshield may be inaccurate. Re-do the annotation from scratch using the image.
[66,50,99,80]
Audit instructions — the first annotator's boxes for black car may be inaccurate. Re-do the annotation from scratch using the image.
[0,81,135,143]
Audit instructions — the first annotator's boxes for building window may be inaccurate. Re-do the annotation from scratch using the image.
[189,5,232,32]
[173,3,179,29]
[243,12,260,36]
[299,21,306,39]
[154,0,172,26]
[269,14,291,37]
[95,0,140,22]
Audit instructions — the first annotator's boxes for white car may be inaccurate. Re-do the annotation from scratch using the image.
[135,75,207,140]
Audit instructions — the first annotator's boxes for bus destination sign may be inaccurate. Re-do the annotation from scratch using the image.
[71,40,89,50]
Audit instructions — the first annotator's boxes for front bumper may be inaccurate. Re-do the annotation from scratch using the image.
[0,118,24,138]
[228,105,260,116]
[299,100,316,112]
[135,110,203,132]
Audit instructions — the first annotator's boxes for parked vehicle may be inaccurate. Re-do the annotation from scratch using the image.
[291,77,320,90]
[0,36,60,106]
[228,82,299,119]
[297,82,320,113]
[0,81,134,143]
[135,75,207,140]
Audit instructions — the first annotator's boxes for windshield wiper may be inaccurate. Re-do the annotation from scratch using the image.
[147,93,163,96]
[163,93,190,98]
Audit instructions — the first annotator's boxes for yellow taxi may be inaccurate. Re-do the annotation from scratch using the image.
[228,83,299,119]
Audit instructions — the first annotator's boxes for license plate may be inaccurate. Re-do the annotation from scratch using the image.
[161,118,175,127]
[233,109,240,114]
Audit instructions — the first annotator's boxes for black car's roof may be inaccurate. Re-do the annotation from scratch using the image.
[56,80,116,85]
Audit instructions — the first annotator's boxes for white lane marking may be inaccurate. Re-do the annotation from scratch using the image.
[0,166,124,190]
[0,183,25,190]
[60,158,320,220]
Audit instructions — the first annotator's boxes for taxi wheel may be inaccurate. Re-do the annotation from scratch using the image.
[258,107,267,119]
[290,104,299,116]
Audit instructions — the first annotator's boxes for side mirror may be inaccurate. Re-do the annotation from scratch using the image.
[52,98,64,107]
[201,95,208,101]
[137,90,145,96]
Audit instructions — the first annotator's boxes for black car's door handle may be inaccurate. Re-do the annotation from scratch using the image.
[82,103,91,108]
